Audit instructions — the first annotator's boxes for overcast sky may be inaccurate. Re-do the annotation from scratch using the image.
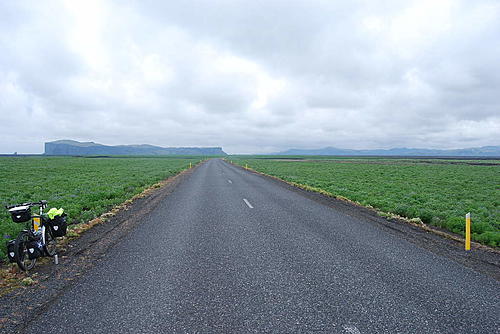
[1,0,499,154]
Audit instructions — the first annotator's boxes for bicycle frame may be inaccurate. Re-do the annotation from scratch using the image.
[22,205,48,247]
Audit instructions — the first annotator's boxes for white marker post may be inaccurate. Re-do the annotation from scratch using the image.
[465,212,471,251]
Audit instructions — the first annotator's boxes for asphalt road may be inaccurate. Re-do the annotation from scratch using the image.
[23,159,499,333]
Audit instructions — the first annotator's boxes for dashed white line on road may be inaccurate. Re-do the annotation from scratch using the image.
[228,179,232,184]
[343,325,361,334]
[243,198,254,209]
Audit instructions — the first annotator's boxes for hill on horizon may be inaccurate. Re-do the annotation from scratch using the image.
[44,140,227,156]
[274,146,500,157]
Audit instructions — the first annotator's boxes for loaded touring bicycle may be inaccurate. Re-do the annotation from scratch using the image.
[5,200,67,271]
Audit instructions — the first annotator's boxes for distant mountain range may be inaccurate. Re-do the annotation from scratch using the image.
[44,140,227,156]
[274,146,500,157]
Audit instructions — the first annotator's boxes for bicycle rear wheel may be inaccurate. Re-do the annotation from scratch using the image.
[15,231,36,271]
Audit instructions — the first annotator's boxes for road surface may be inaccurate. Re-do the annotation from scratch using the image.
[23,159,499,333]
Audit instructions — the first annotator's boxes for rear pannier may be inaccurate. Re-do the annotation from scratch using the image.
[9,206,31,223]
[26,238,44,260]
[6,240,16,263]
[47,214,67,237]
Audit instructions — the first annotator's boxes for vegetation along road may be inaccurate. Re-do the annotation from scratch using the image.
[15,159,499,333]
[233,157,500,246]
[0,156,194,259]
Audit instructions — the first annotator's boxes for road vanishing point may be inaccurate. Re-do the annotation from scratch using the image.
[23,159,499,333]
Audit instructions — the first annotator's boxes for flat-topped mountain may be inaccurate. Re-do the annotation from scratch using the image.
[45,140,226,156]
[275,146,500,157]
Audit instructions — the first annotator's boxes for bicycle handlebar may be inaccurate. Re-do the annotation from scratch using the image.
[5,200,48,210]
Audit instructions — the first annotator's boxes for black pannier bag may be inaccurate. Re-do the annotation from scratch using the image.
[6,240,17,263]
[47,214,67,237]
[26,238,44,260]
[9,206,31,223]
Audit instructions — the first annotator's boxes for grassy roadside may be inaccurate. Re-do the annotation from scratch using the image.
[0,156,204,259]
[230,157,500,247]
[1,158,204,295]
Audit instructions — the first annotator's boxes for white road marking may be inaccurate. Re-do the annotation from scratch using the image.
[343,325,361,334]
[228,179,232,184]
[243,198,254,209]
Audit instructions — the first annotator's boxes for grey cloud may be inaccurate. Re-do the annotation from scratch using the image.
[0,0,499,153]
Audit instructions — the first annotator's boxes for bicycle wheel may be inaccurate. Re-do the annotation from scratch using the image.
[15,231,36,271]
[44,228,57,257]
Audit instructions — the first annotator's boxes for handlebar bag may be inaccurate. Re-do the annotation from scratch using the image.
[26,238,44,259]
[48,214,67,237]
[6,240,16,263]
[9,206,31,223]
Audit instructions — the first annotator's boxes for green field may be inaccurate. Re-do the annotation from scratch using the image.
[0,156,197,259]
[232,157,500,247]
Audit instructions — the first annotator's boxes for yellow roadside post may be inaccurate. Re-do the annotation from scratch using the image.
[465,212,471,251]
[245,164,248,170]
[190,162,192,168]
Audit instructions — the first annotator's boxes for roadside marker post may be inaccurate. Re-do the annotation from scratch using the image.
[245,164,248,170]
[190,162,192,168]
[465,212,471,251]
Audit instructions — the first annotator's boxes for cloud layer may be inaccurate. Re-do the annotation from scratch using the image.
[1,0,499,153]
